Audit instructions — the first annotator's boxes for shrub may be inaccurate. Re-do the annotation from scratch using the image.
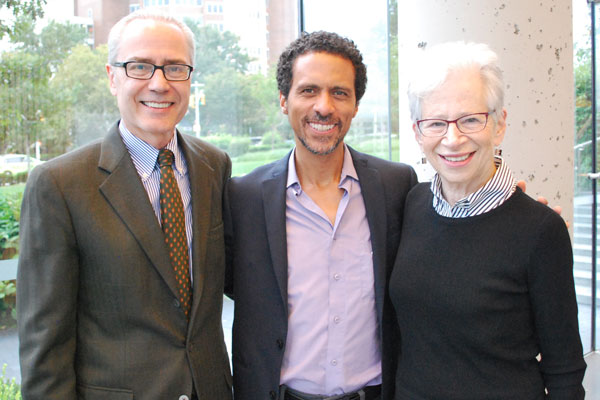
[0,364,20,400]
[227,137,251,157]
[0,172,27,187]
[0,193,22,260]
[203,135,232,151]
[0,281,16,330]
[260,131,284,147]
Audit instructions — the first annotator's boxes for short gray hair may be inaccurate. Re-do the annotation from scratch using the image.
[107,9,195,65]
[407,41,504,122]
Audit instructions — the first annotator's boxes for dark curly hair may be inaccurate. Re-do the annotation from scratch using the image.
[277,31,367,104]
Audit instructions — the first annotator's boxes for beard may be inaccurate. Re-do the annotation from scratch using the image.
[296,132,345,156]
[296,114,346,156]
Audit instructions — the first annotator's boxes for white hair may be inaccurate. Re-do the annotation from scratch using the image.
[107,9,195,65]
[407,41,504,122]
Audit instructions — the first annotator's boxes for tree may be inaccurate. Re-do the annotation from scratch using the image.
[9,15,87,71]
[179,20,284,138]
[574,44,593,193]
[184,21,251,80]
[50,44,119,149]
[0,0,46,41]
[0,19,103,158]
[192,67,282,137]
[0,51,51,155]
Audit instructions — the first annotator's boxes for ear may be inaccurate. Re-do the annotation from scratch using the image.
[353,104,359,118]
[279,92,288,114]
[493,108,507,147]
[413,123,424,146]
[106,64,118,96]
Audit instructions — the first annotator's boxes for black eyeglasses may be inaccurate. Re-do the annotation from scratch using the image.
[416,111,495,137]
[112,61,194,81]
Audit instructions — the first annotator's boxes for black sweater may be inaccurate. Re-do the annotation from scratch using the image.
[390,184,586,400]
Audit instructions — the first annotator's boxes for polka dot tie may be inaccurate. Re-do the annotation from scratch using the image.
[158,149,192,320]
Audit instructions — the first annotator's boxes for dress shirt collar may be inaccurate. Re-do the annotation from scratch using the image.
[286,145,359,193]
[431,156,517,218]
[118,121,187,182]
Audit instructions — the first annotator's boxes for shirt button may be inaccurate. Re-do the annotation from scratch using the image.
[179,396,189,400]
[333,316,341,324]
[333,273,341,281]
[330,359,337,366]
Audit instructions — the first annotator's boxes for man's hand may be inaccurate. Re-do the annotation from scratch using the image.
[517,180,568,228]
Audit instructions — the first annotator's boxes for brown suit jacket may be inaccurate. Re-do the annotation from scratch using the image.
[17,123,233,400]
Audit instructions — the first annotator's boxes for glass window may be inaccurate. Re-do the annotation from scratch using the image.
[302,0,394,161]
[0,0,298,389]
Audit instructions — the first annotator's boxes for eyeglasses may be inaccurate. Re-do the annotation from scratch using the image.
[416,111,494,137]
[112,61,194,81]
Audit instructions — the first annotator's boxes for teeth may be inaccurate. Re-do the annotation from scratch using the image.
[309,122,335,132]
[143,101,171,109]
[444,154,470,162]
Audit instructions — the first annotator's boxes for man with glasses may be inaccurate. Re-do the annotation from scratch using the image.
[17,10,232,400]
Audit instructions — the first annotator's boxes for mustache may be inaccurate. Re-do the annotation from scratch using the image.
[306,113,338,124]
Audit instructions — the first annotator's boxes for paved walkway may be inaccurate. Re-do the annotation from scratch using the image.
[0,327,19,384]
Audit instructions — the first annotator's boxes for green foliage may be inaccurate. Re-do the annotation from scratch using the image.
[0,50,51,155]
[227,137,251,157]
[0,0,46,42]
[260,131,284,147]
[574,44,593,194]
[184,23,251,79]
[0,364,20,400]
[203,134,232,151]
[51,44,119,147]
[0,281,17,329]
[0,17,97,157]
[0,190,22,259]
[195,67,281,137]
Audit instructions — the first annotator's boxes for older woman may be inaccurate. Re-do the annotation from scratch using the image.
[389,42,586,399]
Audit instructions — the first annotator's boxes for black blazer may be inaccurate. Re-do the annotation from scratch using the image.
[225,146,418,400]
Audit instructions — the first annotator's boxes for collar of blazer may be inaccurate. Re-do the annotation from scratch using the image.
[96,122,219,323]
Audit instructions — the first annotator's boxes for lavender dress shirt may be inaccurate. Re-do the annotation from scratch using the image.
[280,145,382,395]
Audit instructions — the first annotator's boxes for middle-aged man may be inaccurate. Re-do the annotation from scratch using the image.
[225,31,418,400]
[17,11,232,400]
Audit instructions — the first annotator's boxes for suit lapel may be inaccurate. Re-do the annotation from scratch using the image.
[178,132,213,320]
[350,147,387,324]
[98,124,180,299]
[262,153,290,311]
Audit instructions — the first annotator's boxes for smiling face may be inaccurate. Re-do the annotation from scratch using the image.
[280,52,359,157]
[414,67,506,203]
[106,18,192,149]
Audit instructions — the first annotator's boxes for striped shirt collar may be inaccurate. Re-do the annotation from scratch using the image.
[286,144,359,191]
[430,156,517,218]
[118,121,187,182]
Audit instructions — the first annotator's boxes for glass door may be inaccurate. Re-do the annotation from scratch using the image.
[574,0,598,354]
